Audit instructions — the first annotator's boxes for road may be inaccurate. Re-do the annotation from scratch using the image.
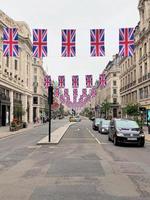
[0,118,150,200]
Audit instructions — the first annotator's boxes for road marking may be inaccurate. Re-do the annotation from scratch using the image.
[87,128,101,144]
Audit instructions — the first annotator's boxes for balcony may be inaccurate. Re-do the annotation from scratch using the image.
[138,77,143,83]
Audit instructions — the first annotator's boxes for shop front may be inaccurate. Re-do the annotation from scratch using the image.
[0,93,10,126]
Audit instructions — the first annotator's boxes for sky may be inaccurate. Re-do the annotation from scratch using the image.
[1,0,139,99]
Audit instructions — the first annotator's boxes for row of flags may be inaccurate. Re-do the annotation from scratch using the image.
[44,74,106,89]
[3,27,134,57]
[44,73,106,109]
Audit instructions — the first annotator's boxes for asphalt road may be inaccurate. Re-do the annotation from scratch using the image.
[0,118,150,200]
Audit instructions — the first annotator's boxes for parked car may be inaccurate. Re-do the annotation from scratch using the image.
[92,118,104,131]
[108,119,145,147]
[98,119,110,134]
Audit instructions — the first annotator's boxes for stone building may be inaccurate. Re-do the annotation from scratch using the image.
[120,0,150,120]
[0,10,33,126]
[97,55,122,118]
[32,58,48,122]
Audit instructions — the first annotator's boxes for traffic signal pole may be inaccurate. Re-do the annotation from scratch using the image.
[48,86,53,142]
[49,95,51,142]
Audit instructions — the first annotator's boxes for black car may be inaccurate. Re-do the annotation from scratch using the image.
[92,118,103,131]
[108,119,145,147]
[98,119,110,134]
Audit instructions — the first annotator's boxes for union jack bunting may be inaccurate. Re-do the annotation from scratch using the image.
[33,29,47,58]
[64,88,69,97]
[72,75,79,88]
[54,88,59,97]
[90,29,105,57]
[82,88,87,97]
[58,76,65,88]
[99,74,106,87]
[44,75,51,88]
[86,75,93,88]
[3,28,18,57]
[61,29,76,57]
[73,88,78,97]
[119,28,135,57]
[91,88,97,97]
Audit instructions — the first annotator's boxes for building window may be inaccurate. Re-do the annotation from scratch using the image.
[140,66,142,77]
[6,56,9,67]
[113,89,117,94]
[134,70,136,81]
[113,98,117,104]
[33,97,38,104]
[144,86,148,98]
[34,75,37,82]
[34,67,37,74]
[113,73,116,77]
[113,80,116,86]
[34,58,36,64]
[144,43,147,54]
[15,60,18,70]
[139,88,143,99]
[34,87,37,93]
[139,47,142,58]
[144,62,147,75]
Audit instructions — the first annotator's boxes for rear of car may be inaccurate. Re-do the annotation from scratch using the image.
[92,118,103,131]
[99,120,110,134]
[108,119,145,147]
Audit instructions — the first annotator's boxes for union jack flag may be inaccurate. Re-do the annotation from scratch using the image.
[99,74,106,87]
[90,29,105,57]
[72,75,79,88]
[33,29,47,58]
[64,88,69,97]
[44,75,51,88]
[61,29,76,57]
[58,76,65,88]
[73,88,78,97]
[119,28,135,57]
[86,75,93,88]
[3,28,18,57]
[54,88,59,97]
[91,87,97,98]
[82,89,87,97]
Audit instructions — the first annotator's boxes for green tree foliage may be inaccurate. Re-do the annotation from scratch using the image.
[101,99,111,119]
[124,103,140,117]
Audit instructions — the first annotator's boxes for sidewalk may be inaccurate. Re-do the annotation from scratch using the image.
[143,126,150,142]
[0,122,45,140]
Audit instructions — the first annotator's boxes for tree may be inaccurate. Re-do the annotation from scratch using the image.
[59,103,64,116]
[124,103,140,117]
[101,99,111,119]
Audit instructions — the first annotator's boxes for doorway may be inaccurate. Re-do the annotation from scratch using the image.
[2,105,6,126]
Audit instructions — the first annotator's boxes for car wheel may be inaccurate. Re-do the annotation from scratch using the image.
[139,140,145,147]
[113,136,118,146]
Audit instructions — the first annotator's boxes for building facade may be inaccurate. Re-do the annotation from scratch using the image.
[32,58,48,122]
[0,10,34,126]
[120,0,150,120]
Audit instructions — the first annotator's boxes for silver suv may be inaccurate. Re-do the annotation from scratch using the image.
[108,119,145,147]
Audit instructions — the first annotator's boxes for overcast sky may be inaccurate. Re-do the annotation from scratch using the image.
[1,0,139,98]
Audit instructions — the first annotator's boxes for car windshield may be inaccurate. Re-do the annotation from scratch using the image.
[95,118,101,125]
[102,120,110,126]
[116,120,139,129]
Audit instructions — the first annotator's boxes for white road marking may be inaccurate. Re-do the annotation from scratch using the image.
[87,128,101,144]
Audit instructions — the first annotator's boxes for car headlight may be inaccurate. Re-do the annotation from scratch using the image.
[102,128,105,132]
[116,132,124,137]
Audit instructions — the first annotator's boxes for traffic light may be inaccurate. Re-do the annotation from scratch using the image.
[48,86,53,105]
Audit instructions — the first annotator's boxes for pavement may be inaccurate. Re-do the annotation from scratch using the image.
[143,126,150,142]
[0,122,46,140]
